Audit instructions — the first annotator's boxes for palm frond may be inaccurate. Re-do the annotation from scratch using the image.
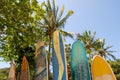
[107,52,116,60]
[52,0,56,19]
[57,5,64,22]
[47,0,52,11]
[43,2,49,13]
[55,6,59,20]
[101,39,105,47]
[58,10,73,28]
[104,45,113,51]
[42,14,50,26]
[107,50,116,53]
[91,31,96,42]
[59,30,74,39]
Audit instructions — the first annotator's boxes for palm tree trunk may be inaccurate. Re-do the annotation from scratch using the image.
[47,35,52,79]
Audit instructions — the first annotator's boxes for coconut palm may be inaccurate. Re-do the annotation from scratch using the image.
[77,30,116,60]
[38,0,73,78]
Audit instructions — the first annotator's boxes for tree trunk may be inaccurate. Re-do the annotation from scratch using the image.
[47,35,52,80]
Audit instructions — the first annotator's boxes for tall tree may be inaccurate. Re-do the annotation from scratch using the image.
[39,0,73,78]
[0,0,45,78]
[77,30,116,60]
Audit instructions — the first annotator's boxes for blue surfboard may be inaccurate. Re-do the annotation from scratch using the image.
[52,30,68,80]
[71,40,91,80]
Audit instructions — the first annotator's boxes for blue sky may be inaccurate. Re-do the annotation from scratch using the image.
[52,0,120,58]
[0,0,120,68]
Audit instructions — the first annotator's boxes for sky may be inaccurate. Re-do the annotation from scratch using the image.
[0,0,120,68]
[53,0,120,58]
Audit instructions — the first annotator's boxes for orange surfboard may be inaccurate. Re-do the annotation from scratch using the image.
[20,56,30,80]
[91,55,116,80]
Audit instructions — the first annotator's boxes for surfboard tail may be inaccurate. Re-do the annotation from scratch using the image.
[52,30,68,80]
[8,59,16,80]
[20,56,30,80]
[34,41,48,80]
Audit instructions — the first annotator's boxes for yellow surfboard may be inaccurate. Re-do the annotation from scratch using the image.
[91,55,116,80]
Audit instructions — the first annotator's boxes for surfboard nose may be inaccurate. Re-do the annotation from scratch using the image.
[71,40,91,80]
[91,55,116,80]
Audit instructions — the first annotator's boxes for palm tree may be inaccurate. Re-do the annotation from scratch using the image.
[38,0,73,79]
[77,30,116,60]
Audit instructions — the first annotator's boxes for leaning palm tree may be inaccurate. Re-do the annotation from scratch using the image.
[77,30,116,60]
[38,0,73,79]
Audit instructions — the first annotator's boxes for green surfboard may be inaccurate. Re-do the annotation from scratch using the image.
[71,40,91,80]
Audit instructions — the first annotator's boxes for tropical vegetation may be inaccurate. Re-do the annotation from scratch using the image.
[0,0,73,79]
[77,31,116,60]
[0,0,119,80]
[108,59,120,80]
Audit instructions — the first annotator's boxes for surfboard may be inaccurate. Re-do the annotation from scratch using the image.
[20,56,30,80]
[34,41,48,80]
[8,60,16,80]
[91,55,116,80]
[52,30,68,80]
[71,40,91,80]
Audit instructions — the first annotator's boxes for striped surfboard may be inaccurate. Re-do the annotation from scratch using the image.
[52,30,68,80]
[20,56,30,80]
[71,40,91,80]
[8,60,16,80]
[34,41,48,80]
